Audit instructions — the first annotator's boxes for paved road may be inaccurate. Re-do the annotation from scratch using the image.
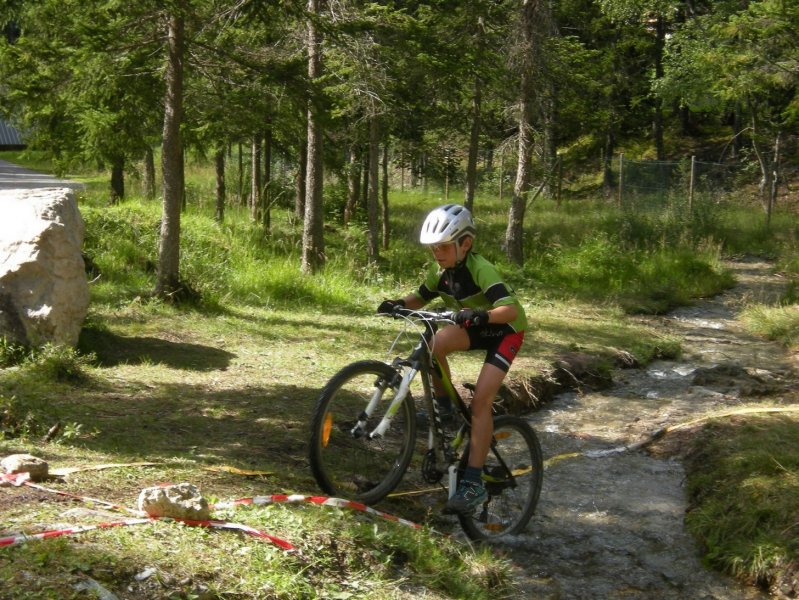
[0,159,85,190]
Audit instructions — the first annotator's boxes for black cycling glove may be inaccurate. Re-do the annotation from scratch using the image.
[377,299,406,314]
[454,308,489,328]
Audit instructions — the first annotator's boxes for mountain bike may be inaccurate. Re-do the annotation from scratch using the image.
[309,307,543,540]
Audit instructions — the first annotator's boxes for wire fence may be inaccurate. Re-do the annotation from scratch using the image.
[617,154,742,212]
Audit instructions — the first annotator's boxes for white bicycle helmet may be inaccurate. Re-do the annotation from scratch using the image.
[419,204,476,245]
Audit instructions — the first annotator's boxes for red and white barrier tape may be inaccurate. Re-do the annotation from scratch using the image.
[0,515,295,551]
[214,494,423,530]
[1,476,422,551]
[156,518,295,550]
[1,477,295,551]
[0,518,151,548]
[0,472,30,486]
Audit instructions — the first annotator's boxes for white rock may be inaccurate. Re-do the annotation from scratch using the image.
[0,187,89,347]
[137,483,210,520]
[1,453,49,481]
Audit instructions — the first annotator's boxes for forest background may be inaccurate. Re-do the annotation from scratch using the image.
[2,0,798,289]
[2,0,799,598]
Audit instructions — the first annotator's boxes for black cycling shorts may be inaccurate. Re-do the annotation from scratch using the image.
[465,326,525,373]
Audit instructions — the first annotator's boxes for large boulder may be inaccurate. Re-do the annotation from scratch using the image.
[0,187,89,347]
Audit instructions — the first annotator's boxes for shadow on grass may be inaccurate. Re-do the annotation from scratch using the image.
[20,379,318,494]
[79,327,236,371]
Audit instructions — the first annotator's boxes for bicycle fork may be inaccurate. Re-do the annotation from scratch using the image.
[351,362,417,440]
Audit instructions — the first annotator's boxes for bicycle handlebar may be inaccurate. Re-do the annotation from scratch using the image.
[377,307,456,323]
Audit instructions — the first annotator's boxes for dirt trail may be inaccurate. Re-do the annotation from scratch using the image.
[501,258,794,599]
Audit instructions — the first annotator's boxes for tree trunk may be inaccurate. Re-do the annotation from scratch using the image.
[400,150,405,192]
[444,148,450,201]
[361,149,369,210]
[602,131,615,197]
[464,16,485,212]
[237,142,244,204]
[215,147,225,223]
[295,138,307,221]
[381,142,389,250]
[541,87,557,196]
[498,149,505,202]
[767,131,781,227]
[344,143,360,226]
[749,107,771,214]
[464,78,482,212]
[302,0,325,273]
[110,155,124,203]
[653,16,665,161]
[263,126,272,231]
[251,134,261,222]
[421,153,428,193]
[505,0,538,266]
[156,9,185,299]
[143,147,155,199]
[367,117,380,262]
[506,106,533,265]
[732,102,742,160]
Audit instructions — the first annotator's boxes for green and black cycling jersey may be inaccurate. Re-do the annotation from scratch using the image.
[413,251,527,333]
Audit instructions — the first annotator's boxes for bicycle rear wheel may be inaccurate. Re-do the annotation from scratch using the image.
[309,360,416,505]
[458,414,543,540]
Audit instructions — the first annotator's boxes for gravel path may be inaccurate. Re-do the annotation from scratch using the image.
[502,258,793,599]
[0,159,84,190]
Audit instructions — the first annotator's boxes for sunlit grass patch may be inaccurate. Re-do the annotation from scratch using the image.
[683,414,799,589]
[741,303,799,350]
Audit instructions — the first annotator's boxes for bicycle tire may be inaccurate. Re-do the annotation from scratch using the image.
[309,360,417,505]
[457,414,543,540]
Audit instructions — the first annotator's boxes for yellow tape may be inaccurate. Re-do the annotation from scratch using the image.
[204,466,273,476]
[50,462,160,476]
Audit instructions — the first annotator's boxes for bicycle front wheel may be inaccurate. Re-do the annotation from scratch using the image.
[309,360,417,505]
[458,414,543,540]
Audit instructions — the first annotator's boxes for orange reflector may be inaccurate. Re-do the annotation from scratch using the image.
[495,431,513,440]
[322,413,333,447]
[484,523,507,532]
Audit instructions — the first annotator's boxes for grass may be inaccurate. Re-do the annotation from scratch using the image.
[1,151,798,597]
[740,300,799,350]
[681,412,799,592]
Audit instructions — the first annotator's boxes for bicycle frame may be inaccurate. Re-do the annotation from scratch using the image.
[371,309,471,495]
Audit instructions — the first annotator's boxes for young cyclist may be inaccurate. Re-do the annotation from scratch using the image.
[377,204,527,515]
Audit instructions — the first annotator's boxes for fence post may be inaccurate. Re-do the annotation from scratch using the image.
[688,155,696,211]
[617,153,624,208]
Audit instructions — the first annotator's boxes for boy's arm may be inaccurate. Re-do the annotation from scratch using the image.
[485,303,517,324]
[402,294,425,310]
